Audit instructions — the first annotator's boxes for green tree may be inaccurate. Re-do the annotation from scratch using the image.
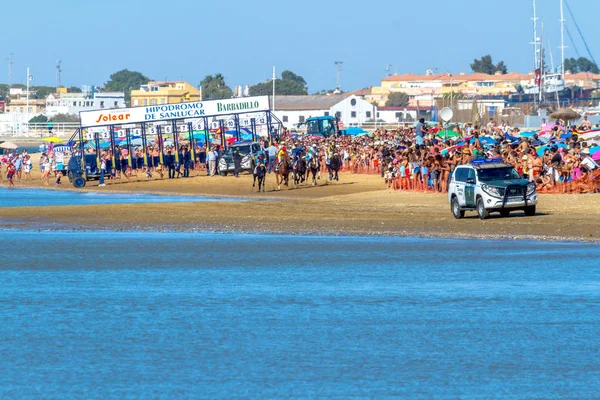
[249,79,308,96]
[200,74,233,100]
[281,70,307,88]
[564,57,599,73]
[104,69,150,105]
[385,92,410,107]
[50,113,79,123]
[30,86,56,100]
[69,86,82,93]
[29,114,48,123]
[249,70,308,96]
[470,55,508,74]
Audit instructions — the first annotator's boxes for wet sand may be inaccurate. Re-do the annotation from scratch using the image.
[1,165,599,241]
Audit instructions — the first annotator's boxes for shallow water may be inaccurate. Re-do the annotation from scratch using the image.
[1,231,599,399]
[0,187,242,207]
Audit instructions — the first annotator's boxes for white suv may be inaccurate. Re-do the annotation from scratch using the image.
[448,160,538,220]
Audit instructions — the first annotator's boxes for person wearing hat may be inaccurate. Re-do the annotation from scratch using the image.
[276,145,288,172]
[580,148,599,172]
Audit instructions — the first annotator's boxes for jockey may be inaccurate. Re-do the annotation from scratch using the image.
[306,144,318,163]
[277,145,288,162]
[276,145,288,171]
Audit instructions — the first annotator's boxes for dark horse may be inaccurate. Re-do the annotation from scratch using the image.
[307,156,320,186]
[293,155,307,185]
[276,156,291,190]
[252,161,267,192]
[328,153,342,181]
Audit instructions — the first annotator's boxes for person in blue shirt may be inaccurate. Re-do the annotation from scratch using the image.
[415,118,427,146]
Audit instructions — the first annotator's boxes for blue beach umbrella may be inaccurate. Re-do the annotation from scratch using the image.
[536,143,568,156]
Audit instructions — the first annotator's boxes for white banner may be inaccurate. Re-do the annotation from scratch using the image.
[80,96,270,128]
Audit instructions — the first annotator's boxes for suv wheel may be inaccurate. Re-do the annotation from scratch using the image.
[500,209,510,218]
[524,205,536,217]
[451,197,464,219]
[477,197,489,220]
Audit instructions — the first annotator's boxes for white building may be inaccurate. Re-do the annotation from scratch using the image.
[376,107,419,124]
[45,91,126,118]
[270,95,377,130]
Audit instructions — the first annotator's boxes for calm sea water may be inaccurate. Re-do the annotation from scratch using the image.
[0,187,243,207]
[1,231,599,399]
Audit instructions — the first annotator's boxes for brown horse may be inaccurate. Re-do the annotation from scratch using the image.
[276,156,291,190]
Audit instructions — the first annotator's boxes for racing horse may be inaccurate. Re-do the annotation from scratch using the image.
[252,160,267,192]
[293,155,307,185]
[328,153,342,181]
[276,155,291,190]
[307,156,320,186]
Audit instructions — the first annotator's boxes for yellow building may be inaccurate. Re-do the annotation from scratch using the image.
[372,71,600,106]
[6,98,46,114]
[130,81,200,107]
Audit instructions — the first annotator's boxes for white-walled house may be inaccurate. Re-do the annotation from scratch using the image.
[270,95,377,130]
[376,107,419,124]
[45,91,126,118]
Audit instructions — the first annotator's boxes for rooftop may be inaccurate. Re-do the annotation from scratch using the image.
[381,71,600,82]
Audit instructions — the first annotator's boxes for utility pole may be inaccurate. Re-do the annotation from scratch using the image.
[334,61,343,92]
[26,67,33,118]
[272,66,276,111]
[56,60,62,91]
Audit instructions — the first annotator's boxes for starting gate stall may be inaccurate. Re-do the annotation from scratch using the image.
[69,96,282,180]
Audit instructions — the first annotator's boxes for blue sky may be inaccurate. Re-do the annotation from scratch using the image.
[1,0,597,93]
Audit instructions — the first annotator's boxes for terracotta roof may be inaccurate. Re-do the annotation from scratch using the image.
[349,87,373,96]
[566,72,600,80]
[382,72,532,82]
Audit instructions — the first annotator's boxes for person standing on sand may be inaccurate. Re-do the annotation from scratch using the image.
[14,154,22,182]
[99,155,107,187]
[266,143,277,173]
[233,146,242,178]
[6,161,16,187]
[208,146,217,176]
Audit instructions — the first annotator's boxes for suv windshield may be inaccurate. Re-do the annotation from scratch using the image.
[477,167,521,181]
[224,145,251,156]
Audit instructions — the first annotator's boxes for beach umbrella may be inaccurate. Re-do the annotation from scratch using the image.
[43,137,63,143]
[536,143,568,156]
[476,136,497,146]
[436,129,460,138]
[345,126,368,136]
[592,150,600,161]
[589,145,600,154]
[0,141,19,149]
[518,130,537,137]
[549,108,580,122]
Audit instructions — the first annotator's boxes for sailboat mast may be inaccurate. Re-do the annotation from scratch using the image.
[560,0,566,80]
[539,20,544,104]
[531,0,539,69]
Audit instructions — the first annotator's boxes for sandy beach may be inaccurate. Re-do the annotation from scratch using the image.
[1,165,599,242]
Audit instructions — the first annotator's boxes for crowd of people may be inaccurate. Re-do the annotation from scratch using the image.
[1,116,599,194]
